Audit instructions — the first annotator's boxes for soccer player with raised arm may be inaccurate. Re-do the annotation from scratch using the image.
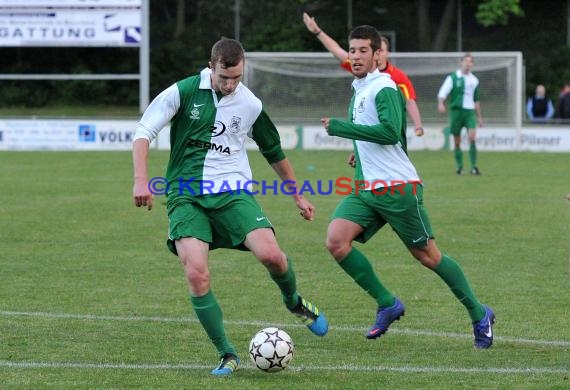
[132,38,328,376]
[437,53,484,175]
[303,12,424,137]
[321,26,494,349]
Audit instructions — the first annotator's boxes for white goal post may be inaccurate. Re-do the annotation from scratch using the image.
[243,51,523,130]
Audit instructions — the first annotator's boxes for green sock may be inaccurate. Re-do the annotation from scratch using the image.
[269,257,299,309]
[338,247,394,308]
[191,290,237,358]
[469,142,477,168]
[454,147,463,170]
[433,255,485,321]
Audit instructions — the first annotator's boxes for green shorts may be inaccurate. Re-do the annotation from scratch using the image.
[449,108,477,135]
[166,192,274,255]
[331,183,434,247]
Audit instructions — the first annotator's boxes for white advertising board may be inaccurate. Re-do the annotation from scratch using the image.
[302,126,354,150]
[303,126,570,152]
[1,119,569,152]
[0,119,143,150]
[0,1,140,6]
[0,1,141,47]
[410,127,570,152]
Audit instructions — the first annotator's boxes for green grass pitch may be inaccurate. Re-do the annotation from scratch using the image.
[1,149,569,389]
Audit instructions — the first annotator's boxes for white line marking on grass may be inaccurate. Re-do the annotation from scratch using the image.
[0,360,208,370]
[0,360,568,375]
[1,310,569,348]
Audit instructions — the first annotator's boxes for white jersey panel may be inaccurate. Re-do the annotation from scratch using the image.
[460,71,479,109]
[199,68,263,193]
[352,70,420,188]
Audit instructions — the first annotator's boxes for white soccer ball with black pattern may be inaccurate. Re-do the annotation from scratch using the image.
[249,327,294,372]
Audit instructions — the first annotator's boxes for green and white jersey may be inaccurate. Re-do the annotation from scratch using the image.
[328,70,420,189]
[437,70,480,110]
[134,68,284,194]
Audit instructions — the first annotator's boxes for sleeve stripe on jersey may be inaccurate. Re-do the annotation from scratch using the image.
[341,59,353,73]
[397,83,410,100]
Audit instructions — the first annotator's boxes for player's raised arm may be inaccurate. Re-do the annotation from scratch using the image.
[302,12,348,63]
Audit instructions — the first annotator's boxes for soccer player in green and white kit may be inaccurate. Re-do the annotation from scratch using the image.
[438,53,484,175]
[132,38,328,376]
[321,26,494,349]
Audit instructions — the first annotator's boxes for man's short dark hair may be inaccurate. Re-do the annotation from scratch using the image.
[211,38,245,68]
[348,25,381,52]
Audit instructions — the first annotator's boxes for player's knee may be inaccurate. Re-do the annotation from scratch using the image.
[256,248,284,268]
[411,247,441,269]
[325,236,350,261]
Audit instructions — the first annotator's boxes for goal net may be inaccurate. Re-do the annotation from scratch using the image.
[243,52,523,128]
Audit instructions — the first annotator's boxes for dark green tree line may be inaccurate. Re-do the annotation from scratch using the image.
[0,0,568,111]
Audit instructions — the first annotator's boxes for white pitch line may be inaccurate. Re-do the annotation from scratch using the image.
[0,360,567,375]
[1,310,569,348]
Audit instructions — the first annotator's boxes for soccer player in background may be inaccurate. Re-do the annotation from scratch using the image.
[437,53,484,175]
[320,25,495,349]
[132,38,328,376]
[303,12,425,137]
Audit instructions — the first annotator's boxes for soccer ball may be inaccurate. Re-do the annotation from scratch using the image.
[249,327,294,372]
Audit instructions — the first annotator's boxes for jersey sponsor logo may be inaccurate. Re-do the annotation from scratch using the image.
[193,103,205,107]
[187,138,230,155]
[210,120,226,137]
[229,116,242,134]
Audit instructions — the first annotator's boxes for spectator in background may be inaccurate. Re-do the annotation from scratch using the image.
[526,84,554,122]
[556,84,570,120]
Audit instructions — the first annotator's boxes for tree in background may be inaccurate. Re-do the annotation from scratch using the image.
[1,0,569,113]
[418,0,524,51]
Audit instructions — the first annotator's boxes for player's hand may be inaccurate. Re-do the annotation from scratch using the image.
[296,196,315,221]
[321,117,330,134]
[478,117,484,127]
[414,127,424,137]
[302,12,320,34]
[133,179,153,211]
[437,102,446,114]
[347,152,356,168]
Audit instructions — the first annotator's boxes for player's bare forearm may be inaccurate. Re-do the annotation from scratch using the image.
[133,138,149,181]
[270,158,298,197]
[318,32,349,63]
[302,12,347,63]
[270,158,315,220]
[132,138,153,210]
[407,99,424,136]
